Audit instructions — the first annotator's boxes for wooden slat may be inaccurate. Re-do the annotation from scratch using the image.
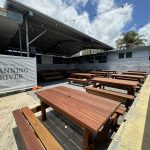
[41,89,107,122]
[116,108,126,115]
[111,74,144,79]
[21,107,63,150]
[85,86,134,100]
[12,110,44,150]
[111,74,144,83]
[92,77,138,86]
[128,71,146,73]
[118,106,127,111]
[35,86,121,149]
[37,92,102,133]
[115,106,127,115]
[51,88,113,116]
[52,87,120,117]
[71,73,95,78]
[57,86,120,106]
[52,88,118,112]
[90,71,109,76]
[68,78,87,83]
[36,87,120,133]
[122,72,147,76]
[101,70,117,73]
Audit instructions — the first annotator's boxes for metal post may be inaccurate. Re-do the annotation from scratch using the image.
[25,18,29,57]
[19,24,22,56]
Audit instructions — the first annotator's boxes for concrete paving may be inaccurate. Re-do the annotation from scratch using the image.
[0,92,39,150]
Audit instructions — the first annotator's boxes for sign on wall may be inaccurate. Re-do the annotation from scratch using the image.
[0,55,37,94]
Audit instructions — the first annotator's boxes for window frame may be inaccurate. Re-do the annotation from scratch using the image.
[126,52,132,58]
[118,53,124,59]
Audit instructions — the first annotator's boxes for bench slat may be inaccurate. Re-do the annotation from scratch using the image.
[116,108,126,115]
[68,78,88,86]
[68,78,87,82]
[85,86,134,103]
[12,110,44,150]
[21,107,63,150]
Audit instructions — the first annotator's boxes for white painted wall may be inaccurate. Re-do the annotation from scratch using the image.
[107,47,150,62]
[76,46,150,73]
[37,46,150,73]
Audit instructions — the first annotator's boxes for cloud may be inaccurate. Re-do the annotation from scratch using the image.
[89,3,133,46]
[0,0,5,7]
[97,0,115,13]
[138,22,150,45]
[1,0,134,48]
[63,0,88,7]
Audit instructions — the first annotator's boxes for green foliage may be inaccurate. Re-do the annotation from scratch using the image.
[116,31,147,50]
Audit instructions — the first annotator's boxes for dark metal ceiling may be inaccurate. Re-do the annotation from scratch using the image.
[6,0,113,56]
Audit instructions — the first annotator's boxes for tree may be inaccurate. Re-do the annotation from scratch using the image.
[116,31,147,50]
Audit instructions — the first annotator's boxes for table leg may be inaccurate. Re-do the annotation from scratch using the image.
[83,129,92,150]
[41,101,47,121]
[128,87,135,96]
[93,81,96,87]
[131,88,135,96]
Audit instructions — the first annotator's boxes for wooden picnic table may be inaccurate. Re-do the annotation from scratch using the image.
[71,73,95,79]
[122,72,147,78]
[36,86,120,150]
[128,71,146,73]
[111,74,145,83]
[101,70,117,73]
[91,77,139,96]
[90,71,110,77]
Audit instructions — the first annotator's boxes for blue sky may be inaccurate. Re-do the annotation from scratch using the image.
[123,0,150,31]
[0,0,150,46]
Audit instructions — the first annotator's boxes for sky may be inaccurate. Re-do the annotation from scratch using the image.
[0,0,150,47]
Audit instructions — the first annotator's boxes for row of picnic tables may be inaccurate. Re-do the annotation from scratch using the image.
[70,70,147,83]
[35,70,148,149]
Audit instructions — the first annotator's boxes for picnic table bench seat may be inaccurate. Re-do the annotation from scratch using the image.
[85,86,134,107]
[116,106,127,116]
[13,106,63,150]
[68,77,89,86]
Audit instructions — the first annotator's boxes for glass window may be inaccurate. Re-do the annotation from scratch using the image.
[126,52,132,58]
[119,53,124,59]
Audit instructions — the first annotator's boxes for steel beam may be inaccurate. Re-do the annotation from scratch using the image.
[28,30,47,45]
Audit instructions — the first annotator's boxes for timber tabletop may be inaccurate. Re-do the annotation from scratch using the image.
[72,73,95,76]
[122,72,147,76]
[101,70,117,73]
[111,74,145,79]
[35,86,120,133]
[92,77,139,86]
[128,71,147,73]
[90,71,109,74]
